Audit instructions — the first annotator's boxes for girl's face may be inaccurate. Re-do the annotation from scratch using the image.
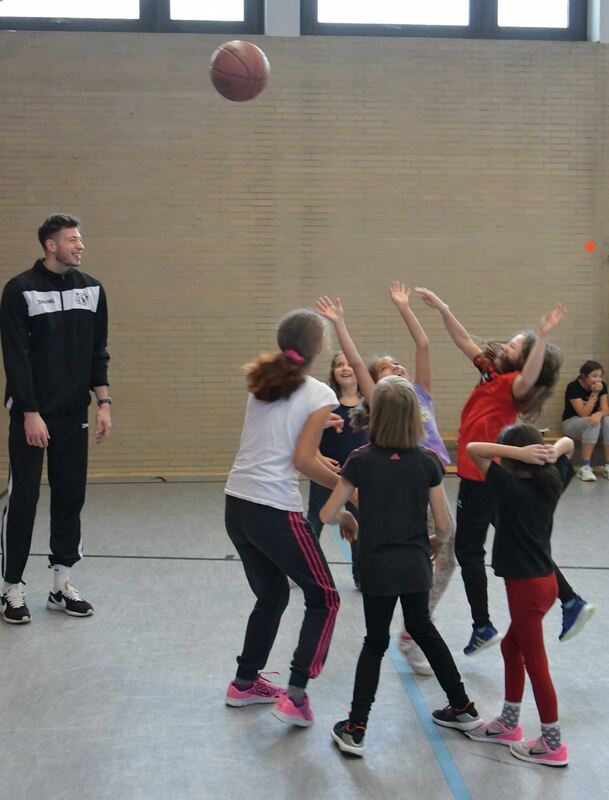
[375,356,408,381]
[581,369,604,391]
[498,334,527,369]
[332,353,357,390]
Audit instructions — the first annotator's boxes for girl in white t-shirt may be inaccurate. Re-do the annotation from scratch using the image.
[224,308,349,728]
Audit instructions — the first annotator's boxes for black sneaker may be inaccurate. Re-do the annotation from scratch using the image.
[1,584,31,624]
[331,719,366,757]
[47,581,94,617]
[432,702,482,731]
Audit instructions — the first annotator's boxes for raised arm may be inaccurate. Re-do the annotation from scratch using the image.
[512,304,567,400]
[388,281,431,393]
[466,440,553,475]
[415,287,482,362]
[316,296,376,405]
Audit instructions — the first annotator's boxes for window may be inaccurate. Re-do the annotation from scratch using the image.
[302,0,587,40]
[317,1,469,27]
[0,0,263,32]
[0,0,139,18]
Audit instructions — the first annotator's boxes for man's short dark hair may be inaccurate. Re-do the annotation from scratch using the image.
[38,213,81,248]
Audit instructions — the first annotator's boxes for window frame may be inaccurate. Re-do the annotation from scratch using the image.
[301,0,588,41]
[0,0,264,34]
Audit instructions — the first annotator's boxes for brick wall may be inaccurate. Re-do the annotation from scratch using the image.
[0,32,607,476]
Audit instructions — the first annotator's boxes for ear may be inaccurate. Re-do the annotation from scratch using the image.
[45,238,57,253]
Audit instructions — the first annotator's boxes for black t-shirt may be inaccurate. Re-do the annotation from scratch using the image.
[318,402,367,465]
[487,456,574,579]
[562,379,608,421]
[341,443,442,596]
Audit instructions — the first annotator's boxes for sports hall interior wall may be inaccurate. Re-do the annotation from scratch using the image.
[0,32,607,477]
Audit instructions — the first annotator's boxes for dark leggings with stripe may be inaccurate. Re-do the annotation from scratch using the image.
[225,494,340,689]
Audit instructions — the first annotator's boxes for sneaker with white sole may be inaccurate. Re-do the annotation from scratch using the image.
[510,736,569,767]
[465,718,524,746]
[577,465,597,482]
[463,623,502,656]
[271,692,314,727]
[225,674,284,707]
[1,584,31,624]
[331,719,366,756]
[432,702,482,731]
[398,632,433,676]
[47,581,93,617]
[559,596,595,642]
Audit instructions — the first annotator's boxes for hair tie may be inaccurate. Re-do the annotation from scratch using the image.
[283,349,305,365]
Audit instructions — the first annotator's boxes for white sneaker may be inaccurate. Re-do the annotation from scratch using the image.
[577,465,597,482]
[398,632,433,676]
[601,465,609,480]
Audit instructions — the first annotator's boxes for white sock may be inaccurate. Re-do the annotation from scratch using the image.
[2,580,16,594]
[53,565,70,593]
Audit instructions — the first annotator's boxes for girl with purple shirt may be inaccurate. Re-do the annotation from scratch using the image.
[316,283,456,676]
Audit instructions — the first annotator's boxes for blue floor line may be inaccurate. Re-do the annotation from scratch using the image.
[332,526,472,800]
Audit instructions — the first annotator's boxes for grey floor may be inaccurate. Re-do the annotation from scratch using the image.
[1,476,606,800]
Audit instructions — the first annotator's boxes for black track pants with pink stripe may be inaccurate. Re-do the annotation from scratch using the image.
[225,494,340,689]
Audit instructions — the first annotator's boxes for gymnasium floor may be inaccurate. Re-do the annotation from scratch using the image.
[1,476,605,800]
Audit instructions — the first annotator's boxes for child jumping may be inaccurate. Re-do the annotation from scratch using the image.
[415,289,594,654]
[466,426,574,767]
[224,309,346,727]
[316,284,456,675]
[320,376,481,757]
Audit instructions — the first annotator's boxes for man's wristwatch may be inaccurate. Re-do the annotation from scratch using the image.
[97,398,112,408]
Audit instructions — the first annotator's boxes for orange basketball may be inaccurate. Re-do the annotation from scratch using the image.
[209,40,270,102]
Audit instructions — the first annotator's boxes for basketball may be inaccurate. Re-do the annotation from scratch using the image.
[209,40,270,102]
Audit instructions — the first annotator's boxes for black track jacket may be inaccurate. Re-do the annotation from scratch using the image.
[0,259,109,415]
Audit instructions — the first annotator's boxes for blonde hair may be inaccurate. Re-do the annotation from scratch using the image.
[369,376,423,449]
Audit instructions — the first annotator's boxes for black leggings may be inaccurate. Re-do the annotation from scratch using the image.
[225,494,340,689]
[350,591,469,726]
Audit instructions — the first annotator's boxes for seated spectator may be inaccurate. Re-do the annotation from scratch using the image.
[562,361,609,481]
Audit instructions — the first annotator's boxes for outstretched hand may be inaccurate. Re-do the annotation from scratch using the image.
[316,296,344,325]
[539,303,567,336]
[414,287,448,312]
[388,280,411,308]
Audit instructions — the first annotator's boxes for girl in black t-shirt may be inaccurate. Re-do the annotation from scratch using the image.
[562,360,609,482]
[307,351,365,587]
[466,425,576,768]
[320,375,481,757]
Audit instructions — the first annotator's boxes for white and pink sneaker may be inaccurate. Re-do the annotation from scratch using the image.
[465,718,523,746]
[225,674,284,707]
[510,736,569,767]
[271,693,314,727]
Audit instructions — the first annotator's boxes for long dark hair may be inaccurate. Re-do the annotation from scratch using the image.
[481,332,562,419]
[245,309,325,402]
[497,423,562,499]
[326,351,360,399]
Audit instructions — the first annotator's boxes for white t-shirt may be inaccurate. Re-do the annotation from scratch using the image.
[225,376,338,512]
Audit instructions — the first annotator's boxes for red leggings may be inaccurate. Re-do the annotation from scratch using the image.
[502,574,558,724]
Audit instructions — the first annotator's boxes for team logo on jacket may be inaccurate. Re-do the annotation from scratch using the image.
[74,290,90,307]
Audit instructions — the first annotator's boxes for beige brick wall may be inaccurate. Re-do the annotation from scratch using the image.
[0,32,607,476]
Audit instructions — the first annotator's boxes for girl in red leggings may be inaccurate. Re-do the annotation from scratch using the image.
[466,425,574,767]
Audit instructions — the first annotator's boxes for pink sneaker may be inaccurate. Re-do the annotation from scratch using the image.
[271,693,314,727]
[225,674,284,707]
[465,718,523,746]
[510,737,569,767]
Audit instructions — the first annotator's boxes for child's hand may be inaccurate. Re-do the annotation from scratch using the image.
[588,411,604,427]
[542,444,558,463]
[539,303,567,336]
[520,444,550,465]
[324,412,344,433]
[429,533,442,562]
[316,296,344,325]
[318,454,341,473]
[349,488,359,509]
[388,280,411,308]
[591,381,604,394]
[414,287,448,312]
[339,511,358,543]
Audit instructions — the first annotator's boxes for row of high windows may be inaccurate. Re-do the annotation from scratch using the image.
[0,1,587,40]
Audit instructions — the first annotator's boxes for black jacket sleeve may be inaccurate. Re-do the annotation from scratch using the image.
[90,283,110,388]
[0,280,39,411]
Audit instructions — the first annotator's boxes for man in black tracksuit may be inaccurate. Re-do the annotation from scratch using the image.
[0,213,112,624]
